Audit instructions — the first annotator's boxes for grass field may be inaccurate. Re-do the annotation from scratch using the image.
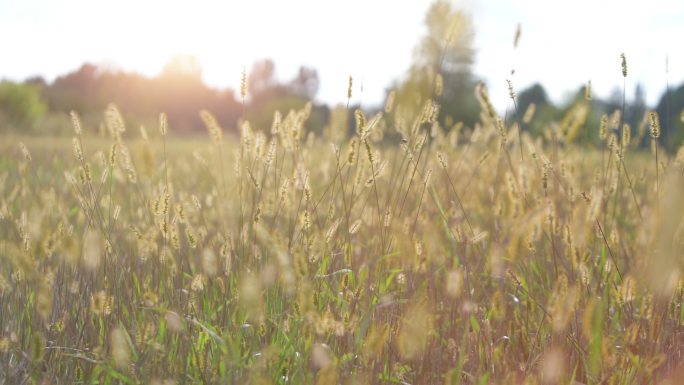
[1,100,683,384]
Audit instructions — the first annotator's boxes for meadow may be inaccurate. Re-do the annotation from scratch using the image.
[1,85,684,385]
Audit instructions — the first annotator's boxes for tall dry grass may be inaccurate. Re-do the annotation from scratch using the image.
[1,61,684,385]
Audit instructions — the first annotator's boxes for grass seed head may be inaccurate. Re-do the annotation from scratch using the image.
[585,80,592,100]
[506,79,516,100]
[649,111,661,139]
[18,142,31,162]
[599,114,608,140]
[622,123,631,147]
[159,112,168,136]
[70,111,82,135]
[435,73,444,97]
[240,67,247,101]
[513,23,522,48]
[385,90,396,113]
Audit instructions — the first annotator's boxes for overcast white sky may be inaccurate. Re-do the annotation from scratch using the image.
[0,0,681,108]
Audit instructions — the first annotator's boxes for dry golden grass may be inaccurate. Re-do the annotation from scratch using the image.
[1,89,684,385]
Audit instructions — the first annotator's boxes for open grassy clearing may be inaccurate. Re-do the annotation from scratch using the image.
[1,100,684,384]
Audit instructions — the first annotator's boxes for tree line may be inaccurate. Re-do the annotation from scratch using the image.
[1,1,682,150]
[0,55,328,137]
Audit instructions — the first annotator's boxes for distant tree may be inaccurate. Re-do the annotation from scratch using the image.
[599,83,649,148]
[248,59,280,103]
[154,55,233,132]
[15,57,326,136]
[288,66,319,100]
[629,84,647,129]
[517,83,551,112]
[391,0,479,128]
[24,76,47,88]
[40,58,242,134]
[655,83,684,152]
[243,59,326,132]
[516,83,557,137]
[0,81,47,132]
[46,63,103,112]
[162,54,203,79]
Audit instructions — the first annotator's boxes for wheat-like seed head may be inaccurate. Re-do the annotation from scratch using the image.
[506,79,516,100]
[80,163,91,184]
[200,110,223,144]
[191,274,205,292]
[355,109,367,138]
[240,67,247,101]
[476,83,497,120]
[599,114,608,140]
[70,111,82,135]
[18,142,31,162]
[385,90,396,113]
[347,139,357,165]
[649,111,661,139]
[437,152,447,169]
[496,118,507,144]
[108,143,118,166]
[271,110,282,135]
[72,137,84,162]
[435,73,444,97]
[118,143,137,183]
[106,104,126,134]
[159,112,168,136]
[622,123,631,147]
[90,290,112,316]
[363,139,374,164]
[513,23,522,48]
[585,80,592,100]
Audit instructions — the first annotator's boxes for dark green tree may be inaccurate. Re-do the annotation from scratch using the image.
[656,83,684,152]
[516,83,557,138]
[0,81,47,132]
[517,83,551,113]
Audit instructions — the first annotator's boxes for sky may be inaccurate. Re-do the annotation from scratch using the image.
[0,0,682,108]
